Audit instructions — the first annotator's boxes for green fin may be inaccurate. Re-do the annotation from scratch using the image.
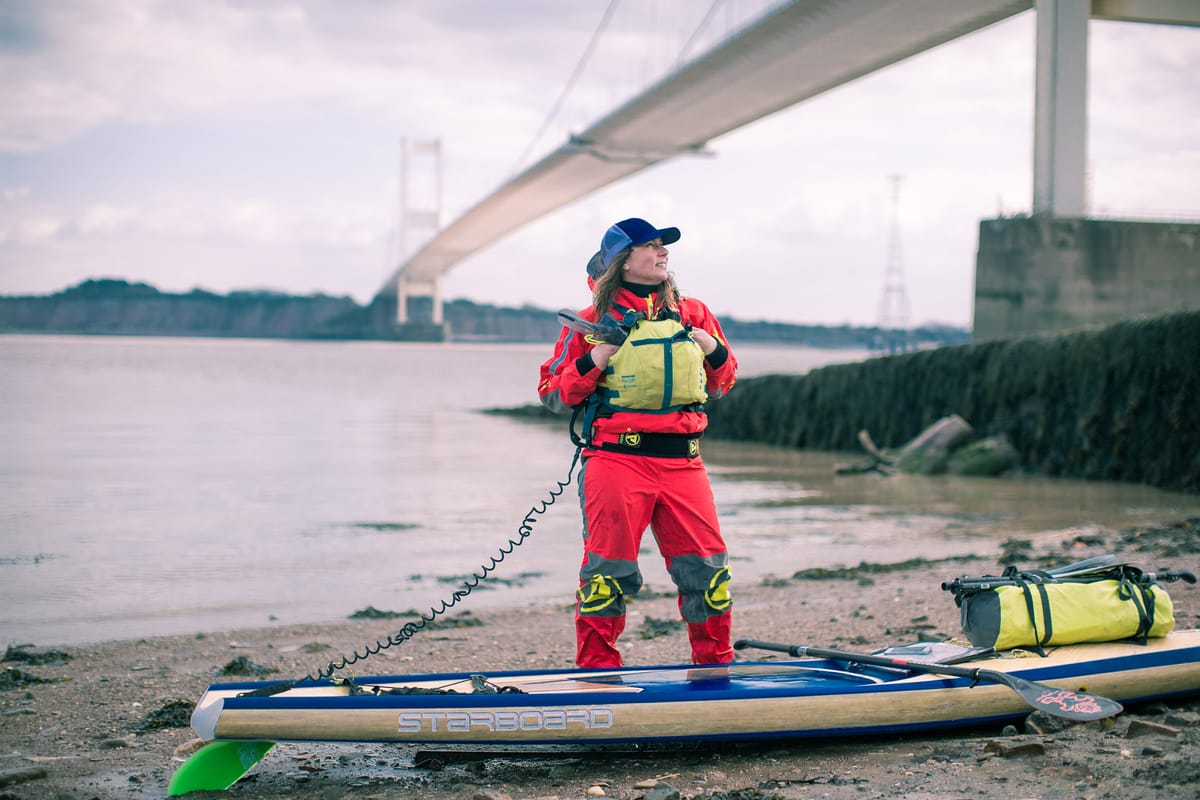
[167,740,275,796]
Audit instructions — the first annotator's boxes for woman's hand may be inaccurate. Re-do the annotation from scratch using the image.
[690,328,719,356]
[590,343,620,370]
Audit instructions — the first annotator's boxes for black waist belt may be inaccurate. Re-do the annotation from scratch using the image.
[598,432,702,459]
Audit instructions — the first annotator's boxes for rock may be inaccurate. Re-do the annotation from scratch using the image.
[1164,711,1200,728]
[1025,710,1072,735]
[643,783,682,800]
[894,415,974,474]
[0,765,48,788]
[98,737,132,748]
[586,785,606,797]
[1126,719,1181,738]
[947,435,1018,476]
[470,791,512,800]
[850,416,1020,477]
[984,740,1046,758]
[173,738,208,758]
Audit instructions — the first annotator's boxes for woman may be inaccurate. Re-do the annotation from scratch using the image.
[538,217,738,668]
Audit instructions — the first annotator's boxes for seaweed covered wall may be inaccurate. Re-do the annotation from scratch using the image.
[706,310,1200,494]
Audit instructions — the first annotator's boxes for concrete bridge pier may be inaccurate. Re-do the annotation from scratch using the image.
[391,273,447,341]
[972,0,1200,342]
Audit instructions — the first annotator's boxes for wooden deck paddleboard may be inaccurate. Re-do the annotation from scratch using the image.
[189,630,1200,746]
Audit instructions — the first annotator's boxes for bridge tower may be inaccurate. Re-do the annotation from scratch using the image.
[395,137,444,330]
[876,174,912,352]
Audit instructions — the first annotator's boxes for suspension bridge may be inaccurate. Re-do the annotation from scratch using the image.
[374,0,1199,339]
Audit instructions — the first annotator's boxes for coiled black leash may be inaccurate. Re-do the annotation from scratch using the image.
[240,445,582,698]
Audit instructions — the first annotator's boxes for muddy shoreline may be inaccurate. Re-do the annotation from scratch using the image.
[2,519,1198,800]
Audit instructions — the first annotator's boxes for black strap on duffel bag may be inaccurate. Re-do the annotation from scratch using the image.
[941,554,1195,655]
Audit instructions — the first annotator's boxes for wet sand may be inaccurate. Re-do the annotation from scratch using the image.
[1,518,1198,800]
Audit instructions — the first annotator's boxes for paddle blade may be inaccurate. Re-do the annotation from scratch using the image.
[996,673,1124,721]
[167,740,275,796]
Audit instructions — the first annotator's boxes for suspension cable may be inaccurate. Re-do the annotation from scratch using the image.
[507,0,621,177]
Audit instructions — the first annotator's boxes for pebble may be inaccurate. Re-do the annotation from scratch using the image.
[586,786,606,796]
[470,790,512,800]
[172,738,207,758]
[1024,710,1071,735]
[984,740,1046,758]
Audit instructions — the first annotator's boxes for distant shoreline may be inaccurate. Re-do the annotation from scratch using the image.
[0,278,970,350]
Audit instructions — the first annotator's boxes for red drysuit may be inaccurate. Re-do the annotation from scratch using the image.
[538,285,738,667]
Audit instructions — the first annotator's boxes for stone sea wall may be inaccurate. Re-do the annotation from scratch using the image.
[706,310,1200,494]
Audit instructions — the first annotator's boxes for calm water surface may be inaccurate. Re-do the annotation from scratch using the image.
[2,335,1197,646]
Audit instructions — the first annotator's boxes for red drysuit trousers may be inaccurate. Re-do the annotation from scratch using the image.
[575,451,732,668]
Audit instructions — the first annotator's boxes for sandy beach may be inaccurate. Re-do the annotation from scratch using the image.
[2,518,1198,800]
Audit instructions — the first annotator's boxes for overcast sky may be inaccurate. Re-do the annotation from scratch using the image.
[1,1,1196,327]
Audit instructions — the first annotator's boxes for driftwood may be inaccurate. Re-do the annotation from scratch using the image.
[835,415,1017,477]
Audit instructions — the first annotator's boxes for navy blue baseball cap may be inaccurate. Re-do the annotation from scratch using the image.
[591,217,681,277]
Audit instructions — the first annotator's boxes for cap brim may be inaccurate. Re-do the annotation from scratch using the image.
[632,226,680,246]
[586,250,607,279]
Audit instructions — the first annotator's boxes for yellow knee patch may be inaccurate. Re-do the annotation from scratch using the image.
[704,566,732,612]
[577,574,623,615]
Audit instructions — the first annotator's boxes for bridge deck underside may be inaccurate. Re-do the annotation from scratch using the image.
[378,0,1033,296]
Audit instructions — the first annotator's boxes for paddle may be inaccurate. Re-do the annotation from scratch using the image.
[942,553,1196,595]
[167,740,275,796]
[733,639,1123,721]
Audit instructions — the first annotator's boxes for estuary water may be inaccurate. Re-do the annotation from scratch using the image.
[2,334,1197,647]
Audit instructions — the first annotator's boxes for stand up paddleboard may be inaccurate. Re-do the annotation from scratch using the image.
[170,631,1200,795]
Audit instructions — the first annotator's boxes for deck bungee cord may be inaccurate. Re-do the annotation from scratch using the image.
[240,445,583,698]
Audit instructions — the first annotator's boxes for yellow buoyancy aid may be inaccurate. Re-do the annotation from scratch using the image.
[597,317,708,412]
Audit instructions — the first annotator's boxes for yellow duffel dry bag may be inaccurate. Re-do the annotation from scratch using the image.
[942,557,1188,653]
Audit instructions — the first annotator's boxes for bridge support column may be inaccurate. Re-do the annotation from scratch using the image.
[393,274,447,341]
[389,136,447,340]
[1033,0,1089,216]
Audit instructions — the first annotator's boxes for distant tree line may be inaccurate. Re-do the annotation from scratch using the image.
[0,279,969,349]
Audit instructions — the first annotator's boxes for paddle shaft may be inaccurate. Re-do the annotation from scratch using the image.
[733,639,1123,721]
[737,640,1004,679]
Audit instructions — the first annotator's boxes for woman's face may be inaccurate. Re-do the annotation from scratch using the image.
[622,239,669,284]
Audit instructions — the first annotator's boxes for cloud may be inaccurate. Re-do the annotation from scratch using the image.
[0,0,611,155]
[0,2,1196,328]
[78,203,138,235]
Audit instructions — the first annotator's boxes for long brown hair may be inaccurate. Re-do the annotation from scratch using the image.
[591,247,681,318]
